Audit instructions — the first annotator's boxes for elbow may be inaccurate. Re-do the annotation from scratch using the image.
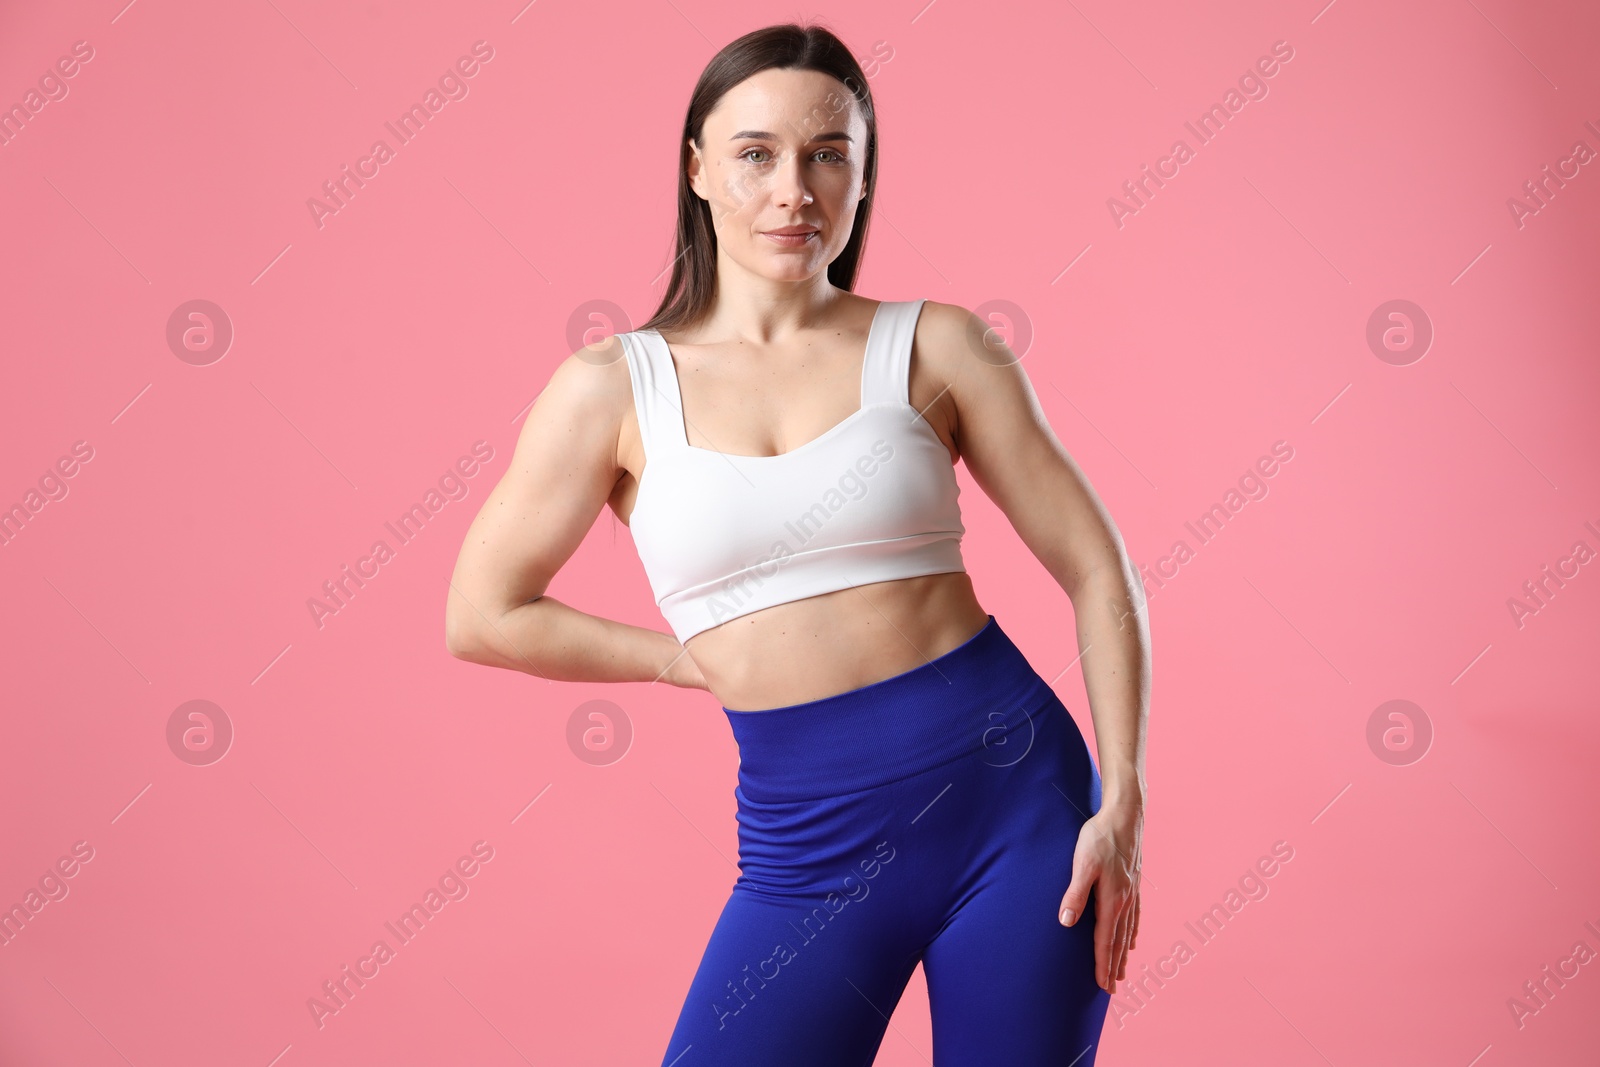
[1062,549,1136,603]
[444,594,544,662]
[444,613,484,661]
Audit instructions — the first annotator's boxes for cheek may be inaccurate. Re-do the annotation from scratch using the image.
[716,170,766,213]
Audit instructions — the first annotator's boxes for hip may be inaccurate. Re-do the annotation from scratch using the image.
[721,613,1092,802]
[721,615,1100,895]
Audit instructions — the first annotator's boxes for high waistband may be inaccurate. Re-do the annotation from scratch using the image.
[721,615,1059,801]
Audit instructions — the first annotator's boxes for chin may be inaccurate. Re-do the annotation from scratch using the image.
[767,266,822,282]
[748,257,820,279]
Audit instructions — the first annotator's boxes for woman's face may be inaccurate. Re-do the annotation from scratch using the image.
[688,67,869,283]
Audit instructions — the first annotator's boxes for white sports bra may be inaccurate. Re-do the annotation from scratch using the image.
[615,298,967,643]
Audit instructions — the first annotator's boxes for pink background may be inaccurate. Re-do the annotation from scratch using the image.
[3,0,1598,1064]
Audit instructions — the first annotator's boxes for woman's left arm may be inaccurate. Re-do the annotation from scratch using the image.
[927,303,1151,995]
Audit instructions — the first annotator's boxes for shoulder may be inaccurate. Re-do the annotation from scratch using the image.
[910,299,1017,377]
[546,333,636,409]
[908,299,1042,452]
[514,333,637,457]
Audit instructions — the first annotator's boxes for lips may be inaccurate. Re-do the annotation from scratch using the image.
[764,226,819,235]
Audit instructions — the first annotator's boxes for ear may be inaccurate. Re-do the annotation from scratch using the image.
[686,140,707,201]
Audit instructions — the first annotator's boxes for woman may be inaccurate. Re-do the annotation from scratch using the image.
[446,22,1149,1066]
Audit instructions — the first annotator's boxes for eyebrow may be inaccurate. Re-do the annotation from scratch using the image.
[729,129,854,143]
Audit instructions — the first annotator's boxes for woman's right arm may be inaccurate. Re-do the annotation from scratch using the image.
[443,336,704,691]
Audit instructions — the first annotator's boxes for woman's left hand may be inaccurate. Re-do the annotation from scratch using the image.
[1058,803,1143,994]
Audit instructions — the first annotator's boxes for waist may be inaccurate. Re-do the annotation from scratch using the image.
[692,571,978,708]
[721,614,1059,802]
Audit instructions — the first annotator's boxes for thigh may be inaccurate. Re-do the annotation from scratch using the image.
[920,696,1111,1066]
[658,882,920,1067]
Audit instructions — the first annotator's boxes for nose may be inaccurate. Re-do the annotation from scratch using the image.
[770,153,814,210]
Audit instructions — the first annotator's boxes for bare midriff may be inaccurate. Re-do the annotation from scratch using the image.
[687,570,991,712]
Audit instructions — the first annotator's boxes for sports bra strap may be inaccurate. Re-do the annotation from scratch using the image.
[861,298,927,408]
[618,330,689,455]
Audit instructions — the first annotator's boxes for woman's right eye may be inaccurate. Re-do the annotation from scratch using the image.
[738,148,771,164]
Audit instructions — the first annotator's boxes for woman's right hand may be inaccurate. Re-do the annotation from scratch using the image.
[660,641,711,693]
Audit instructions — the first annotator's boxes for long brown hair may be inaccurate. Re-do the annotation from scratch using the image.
[640,22,879,335]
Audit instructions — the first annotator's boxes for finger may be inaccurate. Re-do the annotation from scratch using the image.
[1059,849,1098,927]
[1059,881,1087,927]
[1093,889,1114,990]
[1129,891,1141,951]
[1122,894,1136,979]
[1099,885,1128,992]
[1110,902,1129,986]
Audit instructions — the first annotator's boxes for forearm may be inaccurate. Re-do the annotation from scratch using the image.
[1069,563,1151,812]
[448,593,688,685]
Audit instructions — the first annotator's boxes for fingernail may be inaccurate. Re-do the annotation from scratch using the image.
[1060,907,1075,925]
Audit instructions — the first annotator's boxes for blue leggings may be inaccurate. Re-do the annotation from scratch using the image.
[659,615,1110,1066]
